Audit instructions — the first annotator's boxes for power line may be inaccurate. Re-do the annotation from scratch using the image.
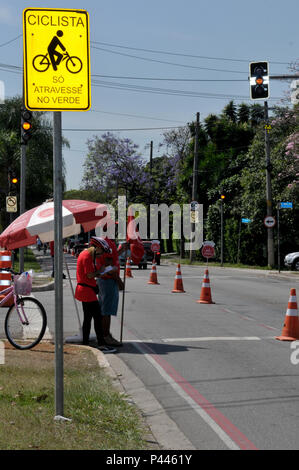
[91,40,291,66]
[0,34,22,48]
[91,79,282,101]
[91,109,186,123]
[91,45,248,74]
[62,126,182,132]
[92,73,247,82]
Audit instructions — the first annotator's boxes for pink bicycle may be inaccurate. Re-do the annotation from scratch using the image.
[0,268,47,350]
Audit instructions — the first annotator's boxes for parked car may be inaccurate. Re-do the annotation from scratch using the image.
[142,241,161,265]
[284,252,299,271]
[118,241,147,269]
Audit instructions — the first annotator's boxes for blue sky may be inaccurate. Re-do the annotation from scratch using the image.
[0,0,298,190]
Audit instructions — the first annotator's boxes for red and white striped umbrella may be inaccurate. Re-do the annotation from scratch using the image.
[0,200,109,250]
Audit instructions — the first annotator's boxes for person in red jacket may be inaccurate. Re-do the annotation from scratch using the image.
[96,238,125,347]
[75,236,116,353]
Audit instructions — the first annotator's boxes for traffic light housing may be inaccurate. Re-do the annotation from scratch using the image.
[249,61,269,100]
[21,108,33,145]
[8,171,18,194]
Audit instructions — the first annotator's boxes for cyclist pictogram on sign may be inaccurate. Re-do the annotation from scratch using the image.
[33,30,83,74]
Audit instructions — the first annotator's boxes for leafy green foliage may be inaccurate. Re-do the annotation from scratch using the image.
[0,96,67,231]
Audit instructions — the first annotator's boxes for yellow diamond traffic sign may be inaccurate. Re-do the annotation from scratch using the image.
[23,8,91,111]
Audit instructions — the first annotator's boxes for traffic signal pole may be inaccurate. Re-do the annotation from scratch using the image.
[264,101,275,268]
[190,112,200,263]
[19,143,26,273]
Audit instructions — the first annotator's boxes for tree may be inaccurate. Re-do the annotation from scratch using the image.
[238,103,250,124]
[81,132,150,203]
[222,100,237,122]
[0,96,67,230]
[206,105,299,265]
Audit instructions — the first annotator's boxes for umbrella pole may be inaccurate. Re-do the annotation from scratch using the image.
[120,246,128,344]
[63,253,82,335]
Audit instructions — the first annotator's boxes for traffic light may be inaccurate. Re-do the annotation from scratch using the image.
[220,194,225,201]
[8,171,18,194]
[21,108,33,145]
[249,61,269,100]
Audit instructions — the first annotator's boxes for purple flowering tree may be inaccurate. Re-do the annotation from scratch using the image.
[81,132,151,202]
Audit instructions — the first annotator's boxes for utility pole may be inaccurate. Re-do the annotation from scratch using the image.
[264,101,275,268]
[190,112,200,263]
[150,140,153,174]
[148,141,153,240]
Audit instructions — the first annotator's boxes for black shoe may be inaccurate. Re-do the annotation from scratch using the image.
[97,344,117,354]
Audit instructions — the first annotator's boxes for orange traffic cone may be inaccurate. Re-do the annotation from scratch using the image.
[125,257,133,278]
[172,264,185,293]
[276,289,299,341]
[196,269,214,304]
[148,262,159,285]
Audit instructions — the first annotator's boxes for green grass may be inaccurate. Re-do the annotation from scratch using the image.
[13,248,42,273]
[163,255,295,272]
[0,343,155,450]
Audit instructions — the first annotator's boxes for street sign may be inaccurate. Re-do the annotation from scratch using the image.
[23,8,91,111]
[190,201,199,223]
[190,201,199,211]
[190,210,199,223]
[280,202,293,209]
[242,218,252,224]
[6,196,17,213]
[201,241,215,259]
[264,216,276,228]
[151,240,160,253]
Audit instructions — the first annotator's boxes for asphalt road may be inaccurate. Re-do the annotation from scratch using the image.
[2,252,299,450]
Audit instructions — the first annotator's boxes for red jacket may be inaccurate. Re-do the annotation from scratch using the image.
[75,249,98,302]
[96,238,120,279]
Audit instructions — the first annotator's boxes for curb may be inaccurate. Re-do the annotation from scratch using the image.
[32,280,55,292]
[83,345,196,450]
[98,350,196,450]
[163,260,299,280]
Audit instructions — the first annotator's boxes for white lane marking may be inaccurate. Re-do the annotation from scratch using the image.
[163,336,262,342]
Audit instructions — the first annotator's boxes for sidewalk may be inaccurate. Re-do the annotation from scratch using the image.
[29,246,196,450]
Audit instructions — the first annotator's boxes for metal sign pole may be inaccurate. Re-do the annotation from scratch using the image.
[53,111,64,418]
[277,205,280,273]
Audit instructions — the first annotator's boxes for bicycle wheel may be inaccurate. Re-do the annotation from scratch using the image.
[5,297,47,350]
[66,56,83,74]
[32,54,50,72]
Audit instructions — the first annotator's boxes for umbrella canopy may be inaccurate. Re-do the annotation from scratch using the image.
[0,200,109,250]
